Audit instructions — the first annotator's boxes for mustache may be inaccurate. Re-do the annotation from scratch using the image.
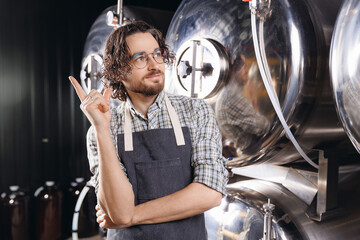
[145,70,163,78]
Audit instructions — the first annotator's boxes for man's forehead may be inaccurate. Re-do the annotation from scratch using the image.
[126,32,160,54]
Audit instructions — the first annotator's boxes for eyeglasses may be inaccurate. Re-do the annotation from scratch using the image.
[131,48,165,69]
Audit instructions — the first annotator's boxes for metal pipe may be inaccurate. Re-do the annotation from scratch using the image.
[117,0,124,25]
[263,198,275,240]
[190,40,199,98]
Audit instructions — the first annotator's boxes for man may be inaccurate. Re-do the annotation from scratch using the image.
[69,20,228,240]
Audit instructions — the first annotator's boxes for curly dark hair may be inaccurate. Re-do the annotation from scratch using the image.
[103,20,175,101]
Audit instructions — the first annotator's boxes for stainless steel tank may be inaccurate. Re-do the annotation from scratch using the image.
[330,0,360,155]
[165,0,360,239]
[164,0,358,167]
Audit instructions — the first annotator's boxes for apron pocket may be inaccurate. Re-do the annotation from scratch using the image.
[135,158,186,200]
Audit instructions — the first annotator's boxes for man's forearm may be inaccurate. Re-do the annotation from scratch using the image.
[130,182,222,226]
[96,127,135,225]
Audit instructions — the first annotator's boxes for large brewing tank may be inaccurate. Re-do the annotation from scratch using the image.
[330,0,360,155]
[80,5,174,96]
[164,0,358,167]
[166,1,360,239]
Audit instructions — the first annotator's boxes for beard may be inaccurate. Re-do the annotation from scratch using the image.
[130,82,163,96]
[125,70,164,96]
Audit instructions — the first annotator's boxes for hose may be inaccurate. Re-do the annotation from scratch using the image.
[249,2,319,169]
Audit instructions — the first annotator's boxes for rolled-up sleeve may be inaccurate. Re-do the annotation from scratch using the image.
[87,125,100,193]
[191,100,228,195]
[86,124,127,194]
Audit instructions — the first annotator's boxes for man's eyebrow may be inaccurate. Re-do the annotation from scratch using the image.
[131,48,161,59]
[131,52,146,59]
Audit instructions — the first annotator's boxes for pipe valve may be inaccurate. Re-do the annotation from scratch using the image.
[263,198,276,240]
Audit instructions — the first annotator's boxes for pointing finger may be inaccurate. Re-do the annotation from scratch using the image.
[69,76,87,102]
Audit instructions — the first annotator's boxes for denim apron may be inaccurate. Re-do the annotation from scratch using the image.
[107,94,207,240]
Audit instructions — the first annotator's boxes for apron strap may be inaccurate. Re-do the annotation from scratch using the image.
[124,106,133,151]
[164,95,185,146]
[124,94,185,151]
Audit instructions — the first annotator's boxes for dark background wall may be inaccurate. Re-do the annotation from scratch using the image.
[0,0,182,193]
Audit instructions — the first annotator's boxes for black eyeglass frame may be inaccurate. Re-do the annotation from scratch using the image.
[130,48,165,69]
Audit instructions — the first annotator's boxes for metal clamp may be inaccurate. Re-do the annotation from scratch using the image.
[305,150,344,222]
[174,38,229,99]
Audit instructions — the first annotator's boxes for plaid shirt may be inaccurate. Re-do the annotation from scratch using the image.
[87,91,228,195]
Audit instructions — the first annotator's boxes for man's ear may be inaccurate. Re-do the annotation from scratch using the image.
[120,79,128,90]
[119,76,128,83]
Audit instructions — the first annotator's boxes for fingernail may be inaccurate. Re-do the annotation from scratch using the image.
[68,76,72,81]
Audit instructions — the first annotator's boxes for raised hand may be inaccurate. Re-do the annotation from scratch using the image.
[69,76,112,130]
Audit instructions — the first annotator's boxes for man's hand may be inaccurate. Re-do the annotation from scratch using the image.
[96,204,132,229]
[69,76,112,130]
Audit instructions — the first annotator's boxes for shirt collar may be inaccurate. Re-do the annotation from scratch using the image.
[151,91,165,110]
[125,91,165,119]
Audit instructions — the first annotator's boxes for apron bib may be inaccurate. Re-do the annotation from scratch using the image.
[107,94,207,240]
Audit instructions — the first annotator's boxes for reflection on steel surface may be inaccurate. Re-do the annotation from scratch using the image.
[330,0,360,154]
[231,164,318,205]
[214,172,360,240]
[249,0,318,169]
[165,0,354,166]
[204,186,301,240]
[282,168,317,206]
